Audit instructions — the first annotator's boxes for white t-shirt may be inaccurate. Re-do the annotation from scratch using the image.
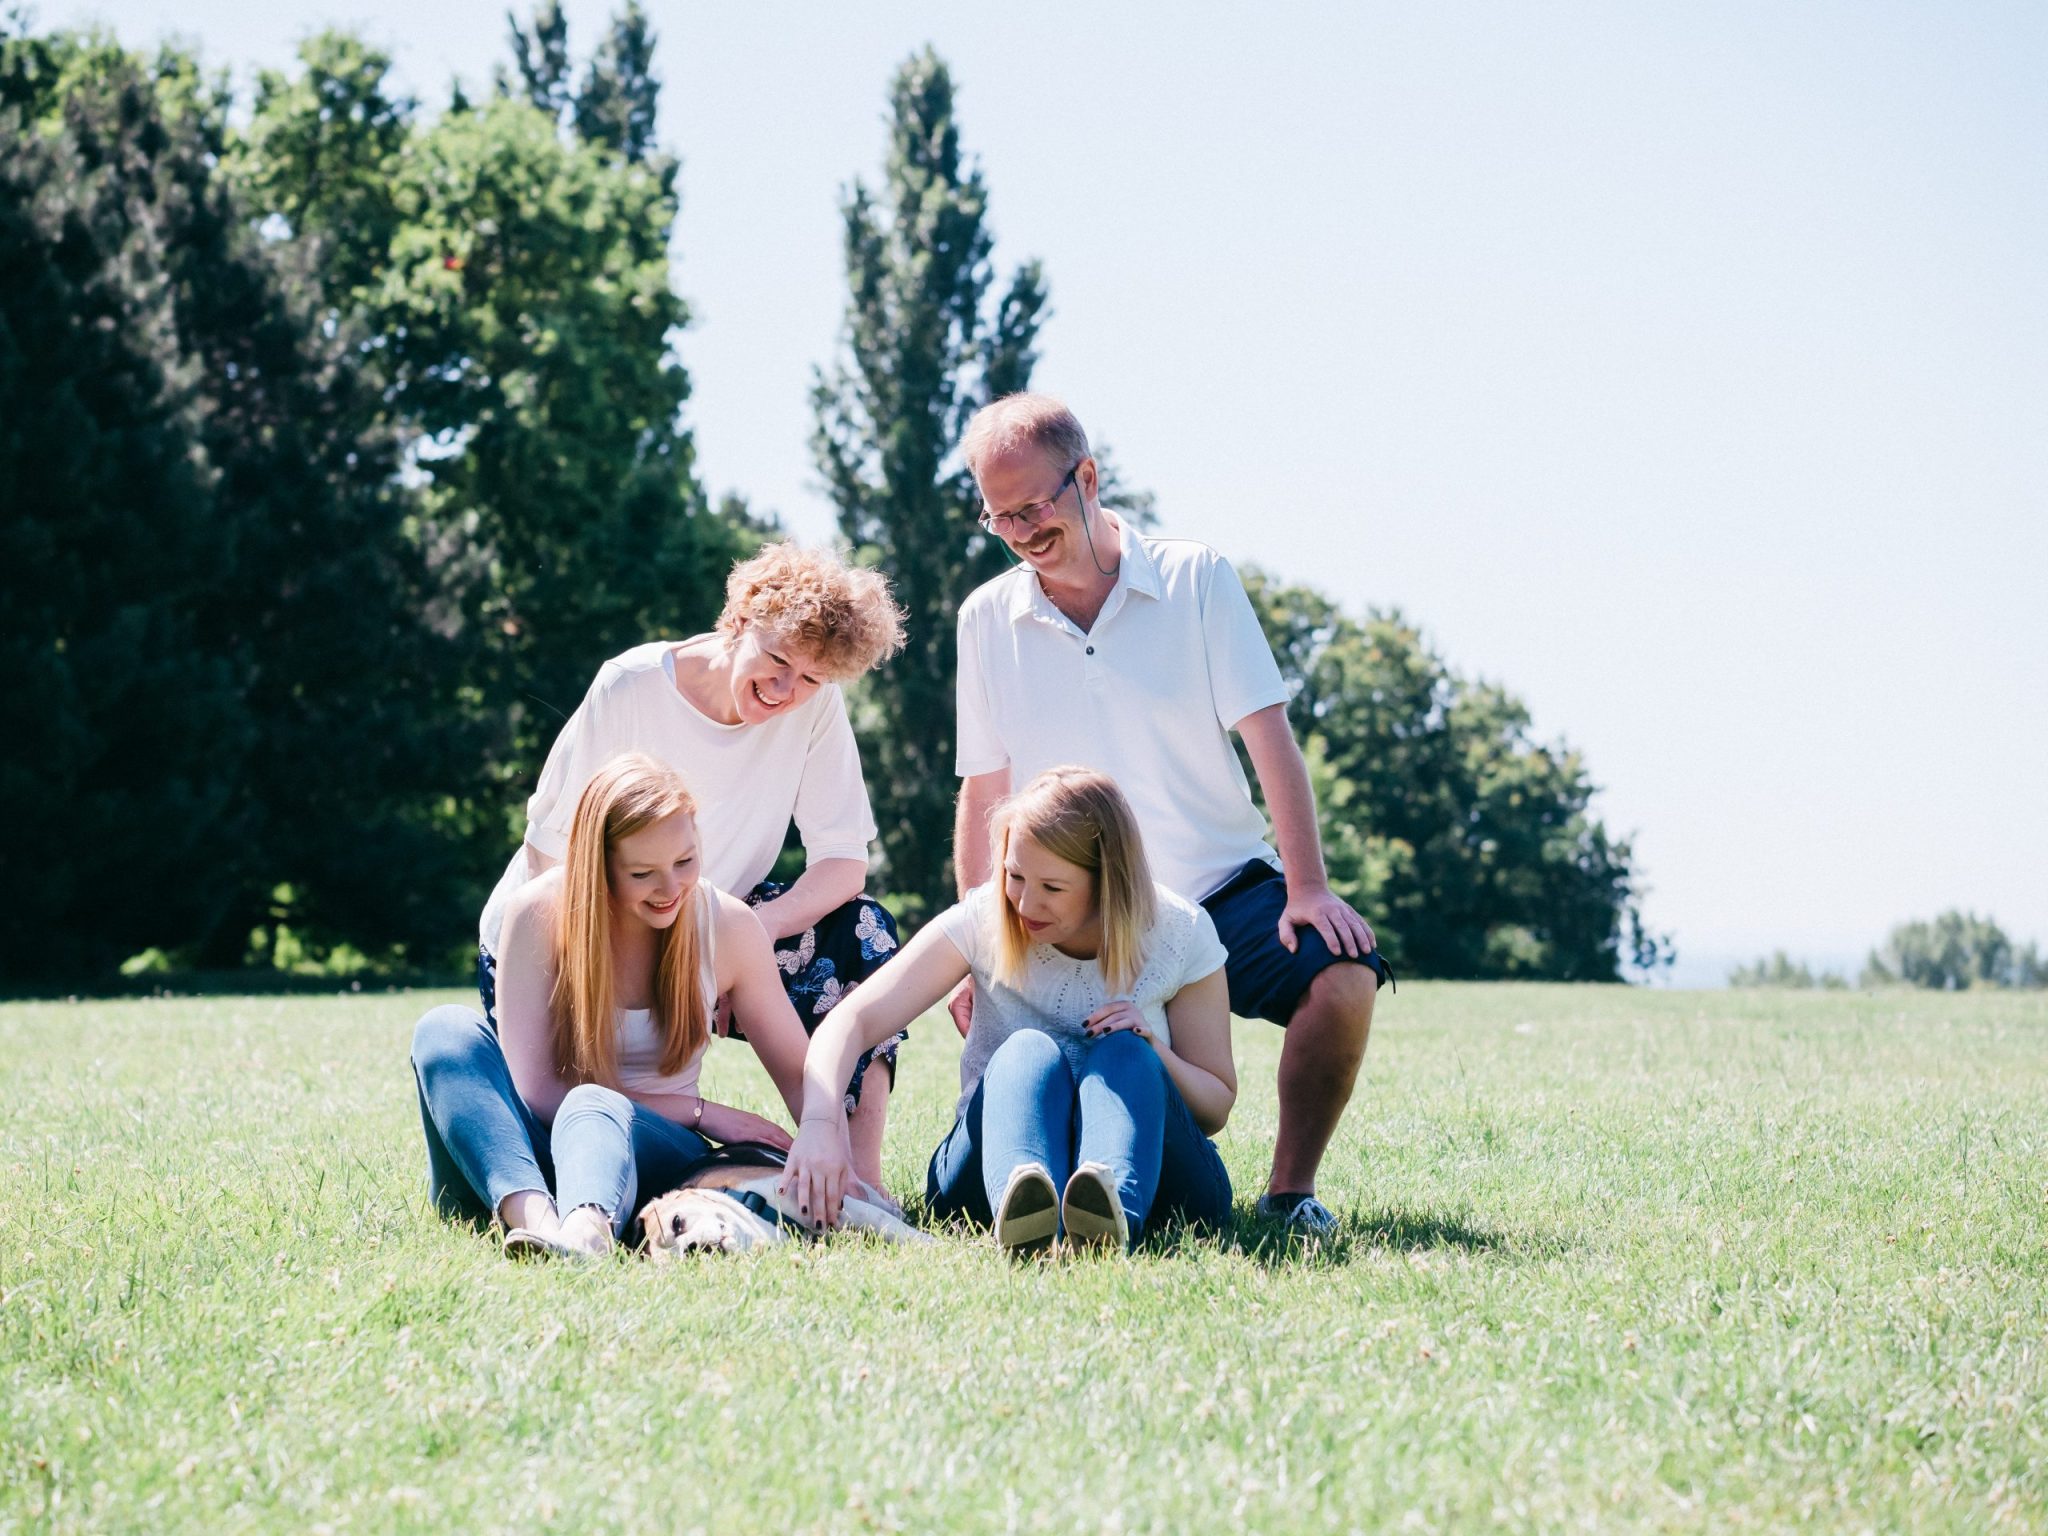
[479,642,875,952]
[954,518,1290,902]
[930,882,1230,1117]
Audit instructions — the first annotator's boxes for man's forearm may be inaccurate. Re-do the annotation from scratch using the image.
[1239,707,1330,889]
[953,774,1006,895]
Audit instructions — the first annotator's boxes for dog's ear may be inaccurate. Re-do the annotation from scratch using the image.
[635,1197,668,1257]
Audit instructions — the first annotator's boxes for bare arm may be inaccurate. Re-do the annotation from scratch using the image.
[1085,967,1237,1135]
[953,769,1011,896]
[947,769,1010,1037]
[627,1086,793,1151]
[1235,703,1375,959]
[748,857,867,943]
[496,881,570,1125]
[779,922,973,1225]
[715,891,810,1122]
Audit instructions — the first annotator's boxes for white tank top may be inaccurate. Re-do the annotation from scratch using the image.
[612,882,719,1098]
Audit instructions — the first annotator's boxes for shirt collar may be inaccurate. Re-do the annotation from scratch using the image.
[1002,513,1160,627]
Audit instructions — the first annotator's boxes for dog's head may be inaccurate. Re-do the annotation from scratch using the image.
[637,1187,786,1258]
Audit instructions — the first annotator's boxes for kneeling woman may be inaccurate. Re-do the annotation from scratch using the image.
[783,768,1236,1252]
[413,754,814,1256]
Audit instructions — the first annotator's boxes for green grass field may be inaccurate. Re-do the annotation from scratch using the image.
[2,985,2043,1533]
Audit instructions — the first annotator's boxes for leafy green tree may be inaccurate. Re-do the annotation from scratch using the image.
[234,32,411,304]
[810,49,1050,915]
[1862,911,2046,990]
[242,27,748,813]
[1242,571,1666,980]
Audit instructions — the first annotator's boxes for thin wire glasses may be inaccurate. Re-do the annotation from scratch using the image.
[977,463,1079,537]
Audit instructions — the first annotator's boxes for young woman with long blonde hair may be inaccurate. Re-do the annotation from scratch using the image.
[412,753,819,1256]
[782,767,1238,1253]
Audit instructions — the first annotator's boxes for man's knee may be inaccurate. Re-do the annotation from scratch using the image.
[1289,962,1378,1054]
[410,1004,490,1078]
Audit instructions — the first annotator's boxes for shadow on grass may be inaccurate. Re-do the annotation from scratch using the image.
[1147,1204,1565,1269]
[897,1194,1564,1270]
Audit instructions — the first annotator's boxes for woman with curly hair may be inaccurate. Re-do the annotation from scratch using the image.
[446,541,909,1196]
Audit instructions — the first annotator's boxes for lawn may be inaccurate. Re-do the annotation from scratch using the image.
[1,984,2042,1533]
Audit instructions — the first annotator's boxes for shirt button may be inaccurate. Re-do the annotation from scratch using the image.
[1085,646,1095,655]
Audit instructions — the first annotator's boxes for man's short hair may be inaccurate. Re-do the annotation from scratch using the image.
[961,393,1092,481]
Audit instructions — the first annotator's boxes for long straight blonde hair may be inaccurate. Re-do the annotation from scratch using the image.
[550,753,708,1085]
[989,766,1157,995]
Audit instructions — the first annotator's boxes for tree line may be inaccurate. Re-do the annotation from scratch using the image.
[1,8,1666,986]
[1732,912,2047,992]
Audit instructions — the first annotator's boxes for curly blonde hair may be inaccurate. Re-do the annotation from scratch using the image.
[715,542,907,680]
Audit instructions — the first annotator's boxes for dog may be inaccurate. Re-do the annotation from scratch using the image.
[636,1141,928,1256]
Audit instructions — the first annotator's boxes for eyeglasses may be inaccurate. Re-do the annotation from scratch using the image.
[977,463,1080,537]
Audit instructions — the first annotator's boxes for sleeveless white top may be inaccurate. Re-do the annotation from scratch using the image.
[611,881,720,1098]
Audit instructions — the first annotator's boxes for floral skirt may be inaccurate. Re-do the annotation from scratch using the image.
[742,882,905,1111]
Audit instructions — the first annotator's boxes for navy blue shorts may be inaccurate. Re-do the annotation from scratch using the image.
[1199,859,1393,1026]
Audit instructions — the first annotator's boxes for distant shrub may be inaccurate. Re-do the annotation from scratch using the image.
[1860,912,2047,991]
[1728,952,1848,989]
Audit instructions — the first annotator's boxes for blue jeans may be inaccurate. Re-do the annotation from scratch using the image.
[926,1030,1232,1248]
[410,1003,711,1238]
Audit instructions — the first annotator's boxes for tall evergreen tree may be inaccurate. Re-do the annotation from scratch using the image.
[1,32,454,976]
[575,2,660,163]
[500,1,572,124]
[811,49,1050,916]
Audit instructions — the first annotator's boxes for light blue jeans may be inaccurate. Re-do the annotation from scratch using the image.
[410,1003,711,1238]
[926,1029,1232,1248]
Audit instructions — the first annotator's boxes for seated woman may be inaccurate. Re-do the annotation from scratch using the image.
[413,754,816,1257]
[474,541,908,1191]
[781,767,1237,1253]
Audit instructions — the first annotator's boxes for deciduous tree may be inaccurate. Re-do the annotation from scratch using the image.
[1242,570,1667,979]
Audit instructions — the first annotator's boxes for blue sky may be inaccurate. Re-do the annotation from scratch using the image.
[38,1,2048,984]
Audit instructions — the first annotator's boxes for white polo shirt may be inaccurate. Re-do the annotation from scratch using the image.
[954,517,1290,902]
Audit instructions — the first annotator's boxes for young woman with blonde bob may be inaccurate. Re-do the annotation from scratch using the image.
[782,767,1238,1253]
[412,753,819,1256]
[471,542,910,1193]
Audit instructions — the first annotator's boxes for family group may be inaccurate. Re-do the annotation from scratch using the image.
[410,393,1392,1257]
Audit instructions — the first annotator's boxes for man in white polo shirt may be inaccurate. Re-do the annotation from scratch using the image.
[950,393,1393,1239]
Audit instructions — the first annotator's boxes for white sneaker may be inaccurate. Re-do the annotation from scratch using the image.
[1254,1191,1339,1240]
[1061,1161,1130,1252]
[993,1162,1059,1255]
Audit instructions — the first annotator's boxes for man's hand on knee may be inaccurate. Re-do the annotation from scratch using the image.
[1278,880,1376,959]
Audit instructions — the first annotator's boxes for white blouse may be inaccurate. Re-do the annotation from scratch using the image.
[930,882,1229,1116]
